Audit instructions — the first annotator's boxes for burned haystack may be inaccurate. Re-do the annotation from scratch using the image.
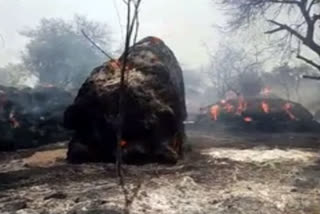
[64,36,187,164]
[0,85,73,150]
[195,97,320,132]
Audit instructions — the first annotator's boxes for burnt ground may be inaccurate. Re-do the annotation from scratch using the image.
[0,131,320,214]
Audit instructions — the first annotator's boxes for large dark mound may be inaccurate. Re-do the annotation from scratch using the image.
[0,85,73,150]
[64,37,187,164]
[195,97,320,132]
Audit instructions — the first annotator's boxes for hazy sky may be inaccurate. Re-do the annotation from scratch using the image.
[0,0,223,68]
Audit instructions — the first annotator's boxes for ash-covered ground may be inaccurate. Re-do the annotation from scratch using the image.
[0,131,320,214]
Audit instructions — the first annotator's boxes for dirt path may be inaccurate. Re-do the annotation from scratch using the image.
[0,132,320,214]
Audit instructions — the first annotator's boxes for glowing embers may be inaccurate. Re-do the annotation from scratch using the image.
[236,96,247,115]
[208,97,299,123]
[243,117,253,123]
[283,102,297,120]
[210,105,220,121]
[261,101,270,114]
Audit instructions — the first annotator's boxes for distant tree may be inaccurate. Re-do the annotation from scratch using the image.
[218,0,320,72]
[0,63,31,87]
[262,63,316,101]
[209,44,264,98]
[21,15,112,89]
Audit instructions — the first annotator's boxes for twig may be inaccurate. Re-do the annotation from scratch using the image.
[113,2,143,213]
[113,0,124,42]
[297,54,320,71]
[81,29,113,60]
[132,0,142,44]
[302,75,320,80]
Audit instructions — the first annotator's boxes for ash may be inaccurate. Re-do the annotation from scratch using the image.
[0,131,320,214]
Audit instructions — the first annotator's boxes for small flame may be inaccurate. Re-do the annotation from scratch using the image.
[9,110,20,128]
[283,103,296,120]
[243,117,253,122]
[210,105,220,121]
[261,101,270,114]
[236,96,247,115]
[223,102,234,113]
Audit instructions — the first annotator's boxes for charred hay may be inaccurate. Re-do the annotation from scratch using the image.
[195,97,320,133]
[0,85,73,150]
[64,36,187,164]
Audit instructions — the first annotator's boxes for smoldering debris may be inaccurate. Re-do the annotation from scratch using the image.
[64,36,187,164]
[0,85,73,150]
[194,97,320,133]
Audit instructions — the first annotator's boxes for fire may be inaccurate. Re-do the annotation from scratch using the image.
[9,110,20,128]
[283,102,296,120]
[261,101,270,114]
[236,96,247,115]
[223,102,234,113]
[210,105,220,121]
[243,117,253,122]
[108,59,121,70]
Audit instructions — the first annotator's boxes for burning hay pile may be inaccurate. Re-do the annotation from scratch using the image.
[196,96,320,132]
[64,36,187,164]
[0,85,73,150]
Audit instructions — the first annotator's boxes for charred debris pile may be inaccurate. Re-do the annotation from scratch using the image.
[195,95,320,133]
[64,37,187,164]
[0,85,73,150]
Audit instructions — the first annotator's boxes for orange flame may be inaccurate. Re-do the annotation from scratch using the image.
[210,105,220,121]
[243,117,253,122]
[283,103,296,120]
[223,103,234,113]
[261,101,270,114]
[108,59,121,70]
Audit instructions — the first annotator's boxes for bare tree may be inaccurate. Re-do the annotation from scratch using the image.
[218,0,320,71]
[209,44,264,98]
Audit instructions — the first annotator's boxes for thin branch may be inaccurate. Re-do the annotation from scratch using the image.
[302,75,320,80]
[113,0,124,42]
[297,54,320,70]
[269,0,300,4]
[265,27,285,34]
[128,0,142,45]
[133,0,142,44]
[81,29,113,60]
[307,0,316,12]
[115,0,132,181]
[266,20,305,41]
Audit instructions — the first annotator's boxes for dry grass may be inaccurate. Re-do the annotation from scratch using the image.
[23,149,67,168]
